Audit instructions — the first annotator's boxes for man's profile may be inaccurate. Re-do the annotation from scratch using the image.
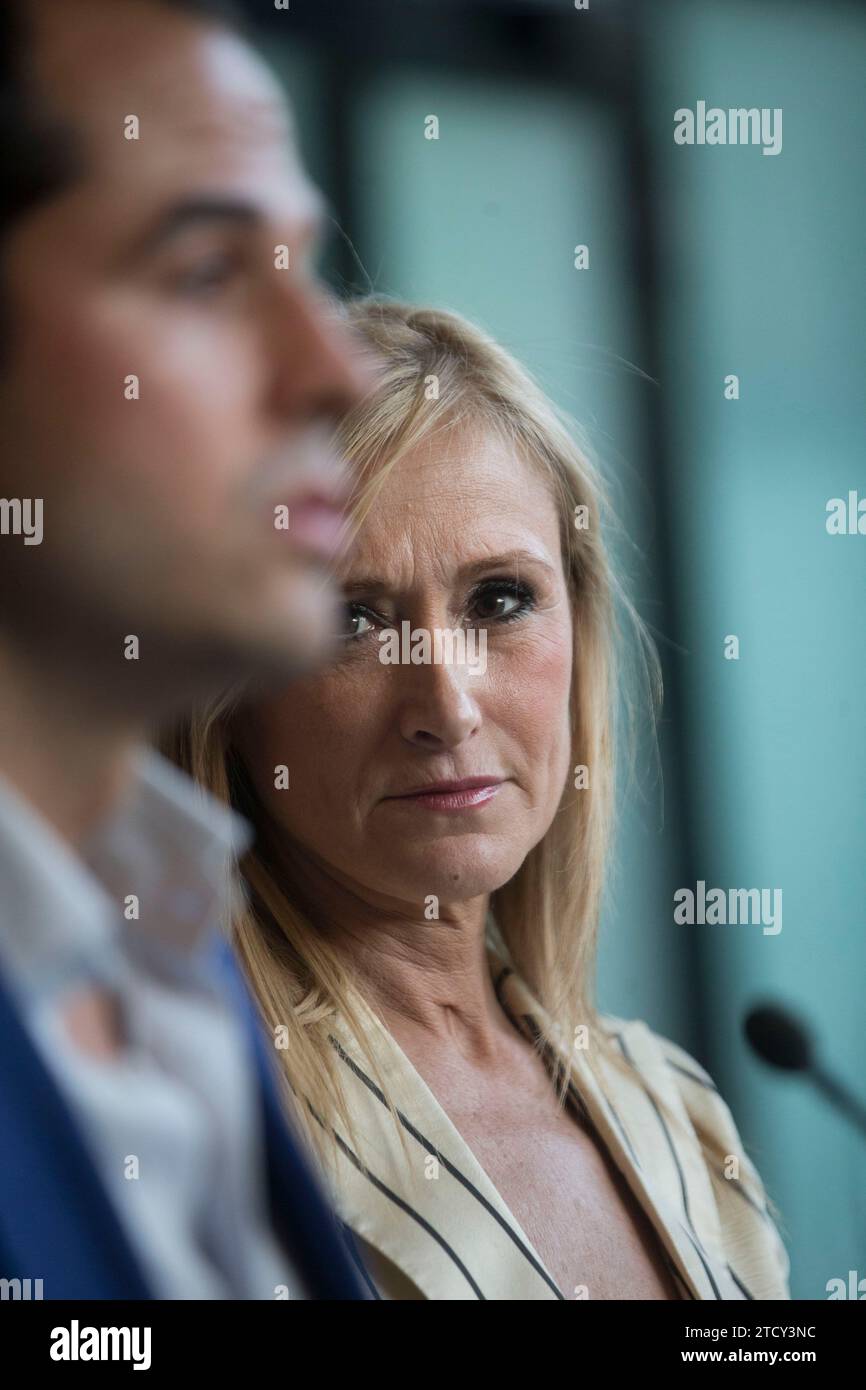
[0,0,374,1300]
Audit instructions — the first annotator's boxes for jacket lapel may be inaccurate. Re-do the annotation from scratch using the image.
[321,996,565,1300]
[0,967,153,1299]
[209,939,369,1300]
[497,959,744,1301]
[0,945,369,1302]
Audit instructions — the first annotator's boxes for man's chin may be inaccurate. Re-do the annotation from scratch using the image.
[229,569,342,684]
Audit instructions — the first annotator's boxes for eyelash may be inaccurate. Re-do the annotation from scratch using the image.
[470,577,536,624]
[341,577,537,642]
[169,251,246,296]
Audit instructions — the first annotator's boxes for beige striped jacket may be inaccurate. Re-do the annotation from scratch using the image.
[318,943,792,1301]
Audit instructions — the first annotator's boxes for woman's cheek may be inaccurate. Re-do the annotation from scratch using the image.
[489,627,573,795]
[495,622,572,712]
[293,663,389,802]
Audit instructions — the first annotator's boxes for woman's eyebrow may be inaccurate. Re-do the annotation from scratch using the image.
[458,550,556,579]
[340,577,391,598]
[340,550,556,595]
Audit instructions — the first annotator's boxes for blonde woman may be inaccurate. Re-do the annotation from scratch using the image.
[164,299,791,1302]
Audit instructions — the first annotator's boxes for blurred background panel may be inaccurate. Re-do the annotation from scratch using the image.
[246,0,866,1298]
[648,0,866,1304]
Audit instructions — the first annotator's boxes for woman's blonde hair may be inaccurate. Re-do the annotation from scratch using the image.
[161,297,662,1171]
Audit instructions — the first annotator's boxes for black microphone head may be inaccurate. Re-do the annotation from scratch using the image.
[744,1002,814,1071]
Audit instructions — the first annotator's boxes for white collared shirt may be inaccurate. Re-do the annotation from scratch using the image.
[0,748,308,1300]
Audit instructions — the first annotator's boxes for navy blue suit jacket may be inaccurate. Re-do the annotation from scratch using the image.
[0,939,371,1300]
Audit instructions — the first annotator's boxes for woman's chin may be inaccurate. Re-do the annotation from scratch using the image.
[373,845,527,907]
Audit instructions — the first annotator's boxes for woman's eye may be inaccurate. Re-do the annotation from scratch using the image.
[339,603,379,640]
[469,581,534,623]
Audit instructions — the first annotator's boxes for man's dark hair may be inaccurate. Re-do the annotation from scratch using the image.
[0,0,246,361]
[0,0,245,270]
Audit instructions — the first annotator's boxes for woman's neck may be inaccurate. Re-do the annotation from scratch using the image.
[273,840,509,1062]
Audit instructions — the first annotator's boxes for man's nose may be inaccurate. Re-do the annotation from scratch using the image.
[267,278,382,422]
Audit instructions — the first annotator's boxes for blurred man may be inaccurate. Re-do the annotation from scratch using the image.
[0,0,375,1298]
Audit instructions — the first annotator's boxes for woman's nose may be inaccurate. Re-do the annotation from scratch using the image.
[396,659,483,749]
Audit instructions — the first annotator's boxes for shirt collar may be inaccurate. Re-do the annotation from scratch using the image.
[0,746,252,1007]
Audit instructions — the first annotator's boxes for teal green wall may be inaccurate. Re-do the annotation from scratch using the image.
[648,0,866,1301]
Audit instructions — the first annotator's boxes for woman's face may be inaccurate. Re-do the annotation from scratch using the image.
[235,425,574,910]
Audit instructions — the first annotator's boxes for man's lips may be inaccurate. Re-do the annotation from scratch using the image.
[280,492,348,561]
[258,429,352,563]
[383,777,505,812]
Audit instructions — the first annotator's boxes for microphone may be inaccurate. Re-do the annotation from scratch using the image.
[744,1003,866,1137]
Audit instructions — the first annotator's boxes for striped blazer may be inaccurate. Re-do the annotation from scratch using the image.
[319,943,792,1301]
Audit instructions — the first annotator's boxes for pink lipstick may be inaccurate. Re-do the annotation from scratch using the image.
[385,777,504,813]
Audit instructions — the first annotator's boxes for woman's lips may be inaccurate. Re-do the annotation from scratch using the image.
[385,779,504,812]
